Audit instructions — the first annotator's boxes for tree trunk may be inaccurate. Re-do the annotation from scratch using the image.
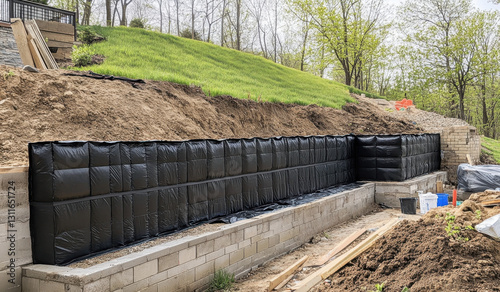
[106,0,111,26]
[236,0,241,50]
[159,0,163,33]
[176,0,180,35]
[82,0,92,25]
[221,0,226,46]
[300,25,309,71]
[120,0,128,26]
[191,0,195,39]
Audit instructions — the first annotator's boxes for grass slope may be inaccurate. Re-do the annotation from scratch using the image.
[80,26,354,108]
[482,136,500,164]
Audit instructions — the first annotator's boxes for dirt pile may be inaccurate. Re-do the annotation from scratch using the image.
[0,66,421,166]
[359,96,470,132]
[316,201,500,292]
[469,190,500,204]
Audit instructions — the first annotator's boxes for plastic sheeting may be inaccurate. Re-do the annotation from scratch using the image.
[29,134,439,265]
[356,134,440,181]
[457,164,500,192]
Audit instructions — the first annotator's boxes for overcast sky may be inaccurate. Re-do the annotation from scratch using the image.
[385,0,500,11]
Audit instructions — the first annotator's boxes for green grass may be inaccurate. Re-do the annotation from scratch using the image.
[482,136,500,164]
[77,26,354,108]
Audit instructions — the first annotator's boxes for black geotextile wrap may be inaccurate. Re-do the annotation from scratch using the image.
[457,164,500,192]
[29,134,439,265]
[355,134,441,181]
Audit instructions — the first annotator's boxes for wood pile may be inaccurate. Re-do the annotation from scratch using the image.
[10,18,68,69]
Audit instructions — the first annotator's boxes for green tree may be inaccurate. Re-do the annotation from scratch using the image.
[289,0,387,88]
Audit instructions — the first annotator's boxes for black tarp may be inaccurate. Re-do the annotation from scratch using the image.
[29,134,440,265]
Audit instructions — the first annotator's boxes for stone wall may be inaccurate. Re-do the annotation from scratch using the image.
[0,27,23,68]
[0,167,31,292]
[21,184,375,292]
[441,126,481,184]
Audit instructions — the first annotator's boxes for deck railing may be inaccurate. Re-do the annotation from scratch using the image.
[0,0,75,27]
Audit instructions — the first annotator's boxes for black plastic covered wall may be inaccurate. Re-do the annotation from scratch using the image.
[355,134,440,181]
[29,135,357,265]
[29,134,439,265]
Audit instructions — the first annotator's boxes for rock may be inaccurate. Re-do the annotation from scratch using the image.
[22,65,39,73]
[63,91,74,98]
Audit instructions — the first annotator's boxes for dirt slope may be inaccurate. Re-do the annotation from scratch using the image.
[318,201,500,292]
[0,66,421,166]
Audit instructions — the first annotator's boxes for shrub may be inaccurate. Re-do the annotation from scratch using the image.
[129,18,146,29]
[207,270,235,292]
[78,27,98,45]
[71,45,95,67]
[179,28,202,41]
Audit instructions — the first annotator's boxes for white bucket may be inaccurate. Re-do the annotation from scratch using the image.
[419,192,438,214]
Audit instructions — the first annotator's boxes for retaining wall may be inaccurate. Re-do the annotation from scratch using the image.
[441,126,481,183]
[0,167,31,292]
[373,171,448,207]
[21,183,375,292]
[0,27,23,68]
[29,134,440,265]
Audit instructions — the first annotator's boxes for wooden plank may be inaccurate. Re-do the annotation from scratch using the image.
[268,256,308,292]
[39,31,75,43]
[314,228,366,266]
[275,274,295,290]
[0,166,29,174]
[9,18,35,67]
[480,199,500,206]
[466,154,473,165]
[436,181,443,193]
[46,40,74,48]
[25,20,59,69]
[34,20,74,35]
[291,219,399,292]
[27,36,47,69]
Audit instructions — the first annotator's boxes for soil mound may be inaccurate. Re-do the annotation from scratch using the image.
[0,66,421,166]
[318,202,500,292]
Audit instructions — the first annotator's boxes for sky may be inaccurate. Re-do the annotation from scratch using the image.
[385,0,500,11]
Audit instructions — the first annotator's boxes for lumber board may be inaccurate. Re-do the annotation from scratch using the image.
[27,36,47,69]
[35,19,75,36]
[466,154,473,165]
[314,228,366,266]
[39,31,75,43]
[0,166,29,174]
[480,199,500,206]
[436,181,443,193]
[25,20,59,69]
[275,274,295,290]
[9,18,35,67]
[46,40,74,48]
[268,256,308,292]
[291,219,399,292]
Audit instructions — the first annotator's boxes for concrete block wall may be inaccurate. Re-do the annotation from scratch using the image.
[0,167,31,292]
[374,171,447,207]
[441,126,481,183]
[0,27,23,68]
[21,184,375,292]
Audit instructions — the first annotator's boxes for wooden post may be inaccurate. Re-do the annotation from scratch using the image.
[436,181,443,193]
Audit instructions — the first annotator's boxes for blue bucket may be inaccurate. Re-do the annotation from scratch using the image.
[437,193,449,207]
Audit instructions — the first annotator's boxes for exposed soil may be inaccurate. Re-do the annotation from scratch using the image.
[315,201,500,292]
[0,65,423,166]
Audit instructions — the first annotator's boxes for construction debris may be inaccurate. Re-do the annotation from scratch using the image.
[10,18,59,69]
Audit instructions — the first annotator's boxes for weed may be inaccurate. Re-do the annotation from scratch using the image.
[3,70,15,80]
[323,231,330,239]
[207,269,235,292]
[475,210,482,220]
[401,287,410,292]
[443,212,470,242]
[370,282,385,292]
